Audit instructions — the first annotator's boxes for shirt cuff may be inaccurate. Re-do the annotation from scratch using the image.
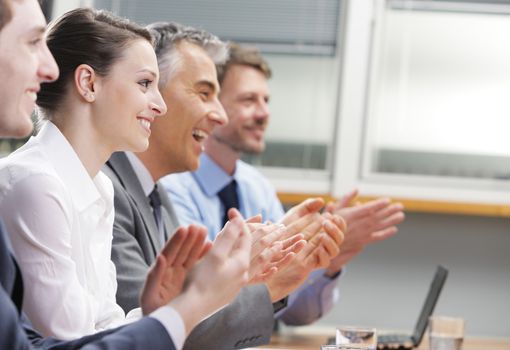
[149,305,186,350]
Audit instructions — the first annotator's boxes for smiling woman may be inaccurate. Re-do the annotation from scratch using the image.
[0,7,166,339]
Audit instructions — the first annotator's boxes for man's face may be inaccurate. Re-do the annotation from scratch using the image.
[151,41,227,173]
[213,64,270,154]
[0,0,59,138]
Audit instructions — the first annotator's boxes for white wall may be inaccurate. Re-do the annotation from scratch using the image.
[264,54,338,144]
[291,212,510,338]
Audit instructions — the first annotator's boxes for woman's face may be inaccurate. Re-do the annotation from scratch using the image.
[91,39,166,153]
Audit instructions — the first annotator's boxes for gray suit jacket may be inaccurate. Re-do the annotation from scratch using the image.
[104,152,275,350]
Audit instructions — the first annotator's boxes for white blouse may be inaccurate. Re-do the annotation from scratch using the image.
[0,121,128,339]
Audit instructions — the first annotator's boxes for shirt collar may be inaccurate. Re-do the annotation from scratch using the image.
[125,151,155,196]
[193,153,240,197]
[36,121,107,212]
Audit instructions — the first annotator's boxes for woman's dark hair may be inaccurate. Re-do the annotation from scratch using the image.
[37,7,152,118]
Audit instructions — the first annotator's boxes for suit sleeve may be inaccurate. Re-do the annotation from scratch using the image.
[0,291,176,350]
[183,284,275,350]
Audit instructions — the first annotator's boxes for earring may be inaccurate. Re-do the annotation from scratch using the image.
[84,92,94,101]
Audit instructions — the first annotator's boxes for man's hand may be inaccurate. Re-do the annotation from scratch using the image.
[140,224,210,315]
[280,197,324,227]
[228,209,306,284]
[265,213,345,302]
[324,189,405,276]
[170,209,252,333]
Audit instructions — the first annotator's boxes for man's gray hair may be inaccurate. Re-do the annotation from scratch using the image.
[147,22,229,88]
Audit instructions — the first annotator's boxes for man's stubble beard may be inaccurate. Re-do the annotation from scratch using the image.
[212,132,264,155]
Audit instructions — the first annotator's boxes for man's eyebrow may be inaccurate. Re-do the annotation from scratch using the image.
[196,80,218,91]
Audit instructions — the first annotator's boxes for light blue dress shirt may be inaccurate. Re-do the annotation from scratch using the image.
[161,153,340,325]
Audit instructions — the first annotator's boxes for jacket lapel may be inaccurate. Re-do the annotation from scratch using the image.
[106,152,162,254]
[156,182,180,240]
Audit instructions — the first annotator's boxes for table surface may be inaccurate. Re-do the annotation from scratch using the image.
[255,332,510,350]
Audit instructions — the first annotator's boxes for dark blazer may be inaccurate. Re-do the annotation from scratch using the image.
[0,223,176,350]
[104,152,275,350]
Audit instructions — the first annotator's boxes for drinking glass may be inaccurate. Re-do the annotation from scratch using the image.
[336,326,377,350]
[429,316,464,350]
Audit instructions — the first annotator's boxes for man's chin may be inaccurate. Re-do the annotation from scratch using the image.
[242,142,265,155]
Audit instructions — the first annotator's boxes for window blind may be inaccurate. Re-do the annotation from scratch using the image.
[94,0,342,55]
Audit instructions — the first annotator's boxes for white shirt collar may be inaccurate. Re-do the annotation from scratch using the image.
[36,121,109,212]
[125,151,155,196]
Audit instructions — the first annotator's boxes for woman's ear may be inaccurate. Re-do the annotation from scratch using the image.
[75,64,97,103]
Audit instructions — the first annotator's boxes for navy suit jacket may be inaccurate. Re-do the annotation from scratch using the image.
[0,223,176,350]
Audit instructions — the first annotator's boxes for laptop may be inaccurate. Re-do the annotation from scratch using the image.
[377,265,448,349]
[327,265,448,350]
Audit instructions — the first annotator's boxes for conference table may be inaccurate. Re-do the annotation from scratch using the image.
[254,328,510,350]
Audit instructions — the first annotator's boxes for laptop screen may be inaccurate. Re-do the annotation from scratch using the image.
[411,265,449,344]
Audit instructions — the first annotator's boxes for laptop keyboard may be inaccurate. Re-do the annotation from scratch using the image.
[377,334,414,350]
[379,334,411,343]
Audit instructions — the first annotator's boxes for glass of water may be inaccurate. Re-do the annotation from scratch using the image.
[336,326,377,350]
[429,316,464,350]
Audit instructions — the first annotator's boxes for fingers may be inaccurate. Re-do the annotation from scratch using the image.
[245,214,263,224]
[271,250,297,271]
[275,239,305,264]
[227,207,243,221]
[316,246,331,268]
[246,222,265,234]
[173,226,200,267]
[151,255,166,286]
[268,237,305,264]
[140,254,166,315]
[249,240,283,282]
[280,233,305,251]
[349,203,404,243]
[303,240,330,269]
[338,188,359,208]
[370,226,398,242]
[280,197,324,225]
[341,197,392,222]
[253,224,286,249]
[324,201,336,214]
[213,216,245,257]
[250,266,278,284]
[286,212,322,241]
[160,226,187,266]
[228,220,251,274]
[322,219,344,247]
[250,223,284,248]
[252,240,282,267]
[319,232,341,258]
[374,203,405,228]
[180,225,208,268]
[198,240,213,259]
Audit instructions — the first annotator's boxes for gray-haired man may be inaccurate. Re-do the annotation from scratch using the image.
[105,22,310,350]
